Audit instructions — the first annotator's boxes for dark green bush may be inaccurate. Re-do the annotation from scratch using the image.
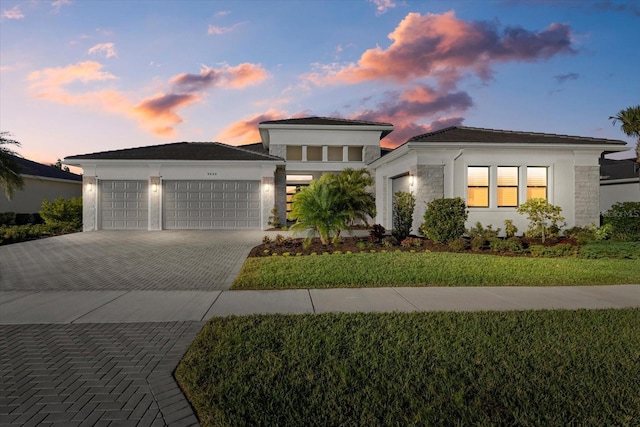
[0,212,16,226]
[0,223,53,245]
[392,192,415,243]
[489,237,524,253]
[528,243,577,258]
[564,224,597,245]
[578,241,640,259]
[602,202,640,241]
[471,235,486,252]
[420,197,468,244]
[40,196,82,230]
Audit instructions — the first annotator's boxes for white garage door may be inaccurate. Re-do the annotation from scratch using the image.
[163,180,261,229]
[101,181,148,230]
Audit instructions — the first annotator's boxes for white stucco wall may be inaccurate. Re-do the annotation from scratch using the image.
[371,145,609,235]
[600,179,640,212]
[76,161,279,230]
[0,176,81,214]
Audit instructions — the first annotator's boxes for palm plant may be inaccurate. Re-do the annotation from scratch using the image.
[0,132,25,200]
[609,105,640,163]
[289,177,350,245]
[331,168,376,226]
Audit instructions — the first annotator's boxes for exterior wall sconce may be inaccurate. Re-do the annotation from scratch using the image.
[150,176,161,193]
[152,183,158,192]
[87,182,93,192]
[409,175,415,187]
[265,184,270,193]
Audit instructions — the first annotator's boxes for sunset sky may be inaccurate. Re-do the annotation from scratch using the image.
[1,0,638,171]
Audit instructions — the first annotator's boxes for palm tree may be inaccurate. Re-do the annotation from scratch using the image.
[0,132,25,200]
[331,168,376,226]
[610,105,640,164]
[289,177,350,245]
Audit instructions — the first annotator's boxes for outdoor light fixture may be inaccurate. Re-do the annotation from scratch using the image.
[87,182,93,192]
[265,184,270,193]
[409,175,415,186]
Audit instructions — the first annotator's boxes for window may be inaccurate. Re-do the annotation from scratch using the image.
[497,167,518,207]
[307,146,322,161]
[286,146,302,161]
[327,146,343,161]
[348,146,363,161]
[527,167,547,200]
[467,167,489,207]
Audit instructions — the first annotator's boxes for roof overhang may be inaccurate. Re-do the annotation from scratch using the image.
[258,122,394,148]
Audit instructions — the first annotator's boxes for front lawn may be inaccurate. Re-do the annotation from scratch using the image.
[232,251,640,289]
[175,309,640,426]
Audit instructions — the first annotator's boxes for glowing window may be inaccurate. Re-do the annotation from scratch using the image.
[527,167,547,200]
[497,167,518,207]
[467,167,489,207]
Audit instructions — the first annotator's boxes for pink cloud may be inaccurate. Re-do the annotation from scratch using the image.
[170,63,268,92]
[217,110,288,145]
[88,42,117,59]
[132,93,201,136]
[2,5,24,19]
[307,11,575,85]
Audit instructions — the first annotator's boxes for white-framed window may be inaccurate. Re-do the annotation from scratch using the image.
[467,166,489,207]
[527,167,547,200]
[497,166,519,207]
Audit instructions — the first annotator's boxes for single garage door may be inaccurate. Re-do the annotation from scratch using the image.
[101,180,148,230]
[163,180,261,229]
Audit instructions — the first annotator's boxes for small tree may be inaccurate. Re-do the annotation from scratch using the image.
[516,198,565,243]
[392,191,415,242]
[40,196,83,232]
[419,197,468,244]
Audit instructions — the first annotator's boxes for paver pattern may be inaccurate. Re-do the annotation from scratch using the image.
[0,230,266,426]
[0,230,263,291]
[0,322,204,426]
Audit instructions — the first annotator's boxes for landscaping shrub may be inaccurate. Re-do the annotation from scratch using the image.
[0,212,16,226]
[602,201,640,241]
[517,198,565,243]
[419,197,468,244]
[447,238,467,252]
[528,243,576,258]
[0,223,53,245]
[504,219,518,238]
[578,241,640,259]
[40,196,82,231]
[392,191,415,243]
[369,224,385,243]
[564,224,597,245]
[468,222,500,251]
[489,237,524,253]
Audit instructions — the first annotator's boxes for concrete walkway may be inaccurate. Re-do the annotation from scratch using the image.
[2,285,639,324]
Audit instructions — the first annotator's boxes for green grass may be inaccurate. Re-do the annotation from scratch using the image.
[232,251,640,289]
[175,309,640,426]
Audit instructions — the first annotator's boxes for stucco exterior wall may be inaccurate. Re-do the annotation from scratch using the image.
[600,179,640,212]
[0,177,81,214]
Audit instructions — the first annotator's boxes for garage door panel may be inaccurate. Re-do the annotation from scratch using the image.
[101,180,148,230]
[163,180,261,229]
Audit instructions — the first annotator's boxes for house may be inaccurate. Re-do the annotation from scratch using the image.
[369,126,628,233]
[599,157,640,212]
[0,155,82,216]
[64,117,629,232]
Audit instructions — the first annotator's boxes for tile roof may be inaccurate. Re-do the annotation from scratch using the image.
[259,116,393,127]
[65,142,284,161]
[238,142,269,154]
[11,155,82,181]
[408,126,628,146]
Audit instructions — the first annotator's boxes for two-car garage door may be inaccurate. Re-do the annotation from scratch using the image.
[163,180,260,229]
[100,180,261,230]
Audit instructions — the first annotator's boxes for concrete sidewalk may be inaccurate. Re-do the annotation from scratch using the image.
[2,285,639,324]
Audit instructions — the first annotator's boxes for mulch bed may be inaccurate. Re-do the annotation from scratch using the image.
[248,234,577,258]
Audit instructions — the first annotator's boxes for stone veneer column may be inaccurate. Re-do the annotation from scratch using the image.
[274,166,287,227]
[364,146,381,164]
[82,176,97,231]
[411,165,445,234]
[148,177,162,230]
[269,144,286,159]
[574,165,600,226]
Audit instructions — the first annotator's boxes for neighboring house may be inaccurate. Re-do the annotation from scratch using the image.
[0,155,82,215]
[599,157,640,212]
[64,117,629,232]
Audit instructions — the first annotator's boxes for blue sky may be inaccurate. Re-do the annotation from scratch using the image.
[1,0,638,169]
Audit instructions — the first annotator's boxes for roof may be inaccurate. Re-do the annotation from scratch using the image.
[600,157,639,181]
[238,142,270,154]
[408,126,628,146]
[259,116,394,139]
[11,155,82,181]
[65,141,284,162]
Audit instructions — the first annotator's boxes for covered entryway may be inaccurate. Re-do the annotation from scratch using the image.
[163,180,261,229]
[100,180,148,230]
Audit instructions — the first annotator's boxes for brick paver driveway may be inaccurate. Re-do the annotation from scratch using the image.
[0,230,263,426]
